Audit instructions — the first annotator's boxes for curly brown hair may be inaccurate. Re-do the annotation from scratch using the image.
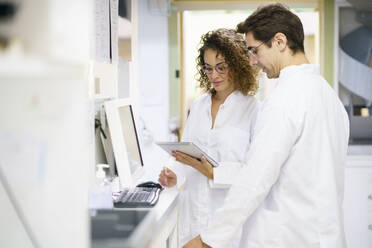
[196,28,258,95]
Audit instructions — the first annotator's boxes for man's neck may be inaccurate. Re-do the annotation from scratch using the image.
[280,51,310,71]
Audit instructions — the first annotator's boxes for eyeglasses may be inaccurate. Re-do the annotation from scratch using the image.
[247,37,273,58]
[202,62,228,74]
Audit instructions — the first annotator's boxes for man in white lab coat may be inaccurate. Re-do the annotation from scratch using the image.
[184,3,350,248]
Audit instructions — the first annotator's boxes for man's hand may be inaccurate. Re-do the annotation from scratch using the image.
[172,151,214,179]
[158,167,177,187]
[183,235,211,248]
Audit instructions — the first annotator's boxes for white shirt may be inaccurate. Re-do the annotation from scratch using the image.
[169,91,260,247]
[201,64,350,248]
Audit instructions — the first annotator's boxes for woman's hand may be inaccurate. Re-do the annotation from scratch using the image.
[183,235,211,248]
[158,167,177,187]
[172,151,214,179]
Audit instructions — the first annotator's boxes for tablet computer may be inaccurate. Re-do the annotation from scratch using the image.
[156,142,219,167]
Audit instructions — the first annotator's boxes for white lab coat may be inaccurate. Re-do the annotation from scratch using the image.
[200,64,350,248]
[169,91,260,247]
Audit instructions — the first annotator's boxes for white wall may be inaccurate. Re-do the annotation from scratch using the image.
[136,0,170,142]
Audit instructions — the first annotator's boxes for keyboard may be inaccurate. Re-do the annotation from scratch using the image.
[113,187,161,208]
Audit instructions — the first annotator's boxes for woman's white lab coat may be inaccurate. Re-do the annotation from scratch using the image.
[200,64,350,248]
[169,91,260,247]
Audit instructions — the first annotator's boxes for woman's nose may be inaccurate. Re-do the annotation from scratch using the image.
[249,56,258,66]
[210,68,220,78]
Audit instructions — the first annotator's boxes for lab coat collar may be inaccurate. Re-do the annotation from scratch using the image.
[206,90,242,117]
[207,90,244,107]
[222,90,244,107]
[279,63,320,79]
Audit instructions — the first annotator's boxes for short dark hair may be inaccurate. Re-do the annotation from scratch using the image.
[237,3,305,54]
[196,28,258,95]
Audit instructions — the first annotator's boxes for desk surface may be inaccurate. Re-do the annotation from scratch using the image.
[152,187,179,223]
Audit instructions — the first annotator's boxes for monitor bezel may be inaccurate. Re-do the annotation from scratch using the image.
[104,98,144,188]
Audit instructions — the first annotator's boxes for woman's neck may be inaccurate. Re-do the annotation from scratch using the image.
[213,88,235,103]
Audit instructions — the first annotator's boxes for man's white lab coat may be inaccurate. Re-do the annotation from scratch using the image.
[200,64,350,248]
[170,91,260,247]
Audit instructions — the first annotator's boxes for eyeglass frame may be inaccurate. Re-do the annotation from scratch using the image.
[202,62,229,75]
[247,36,273,58]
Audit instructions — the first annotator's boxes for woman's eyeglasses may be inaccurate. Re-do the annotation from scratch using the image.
[202,62,228,74]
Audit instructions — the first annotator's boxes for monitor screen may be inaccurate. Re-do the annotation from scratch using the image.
[104,98,144,188]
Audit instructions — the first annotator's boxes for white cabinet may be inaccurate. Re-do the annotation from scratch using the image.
[343,155,372,248]
[0,1,94,247]
[149,205,179,248]
[148,188,180,248]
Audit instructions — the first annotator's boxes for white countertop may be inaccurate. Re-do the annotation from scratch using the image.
[348,144,372,156]
[346,145,372,167]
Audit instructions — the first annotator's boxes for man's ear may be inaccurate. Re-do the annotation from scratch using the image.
[273,32,287,52]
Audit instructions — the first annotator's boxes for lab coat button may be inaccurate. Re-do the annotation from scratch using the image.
[369,224,372,230]
[368,194,372,200]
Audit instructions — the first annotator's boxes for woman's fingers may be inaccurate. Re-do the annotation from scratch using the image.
[158,167,177,187]
[158,168,168,186]
[172,151,200,168]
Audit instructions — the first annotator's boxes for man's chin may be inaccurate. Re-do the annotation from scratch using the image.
[266,71,279,79]
[259,68,278,79]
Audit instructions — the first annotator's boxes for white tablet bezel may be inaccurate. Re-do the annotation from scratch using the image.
[156,142,219,167]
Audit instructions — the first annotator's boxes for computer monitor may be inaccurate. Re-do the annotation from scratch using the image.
[99,112,117,178]
[104,98,144,188]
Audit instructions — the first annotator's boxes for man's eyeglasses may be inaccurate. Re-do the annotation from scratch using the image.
[202,62,228,74]
[247,37,273,58]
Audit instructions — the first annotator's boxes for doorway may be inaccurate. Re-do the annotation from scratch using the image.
[180,7,319,128]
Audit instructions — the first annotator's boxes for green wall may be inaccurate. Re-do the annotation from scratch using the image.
[323,0,335,86]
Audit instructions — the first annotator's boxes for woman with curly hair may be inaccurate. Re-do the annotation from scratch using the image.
[158,28,259,247]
